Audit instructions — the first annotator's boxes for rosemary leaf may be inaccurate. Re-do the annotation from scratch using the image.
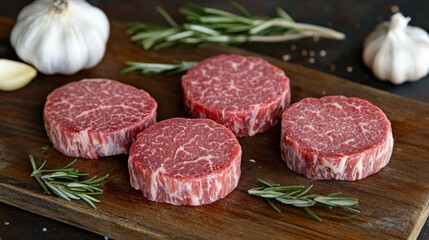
[44,172,69,178]
[142,28,180,49]
[29,154,38,173]
[178,7,200,20]
[344,207,361,214]
[314,196,359,207]
[184,24,220,36]
[276,7,294,22]
[266,199,281,213]
[263,185,305,192]
[121,61,197,75]
[83,191,104,196]
[35,160,47,173]
[61,188,80,200]
[40,146,49,154]
[69,187,88,192]
[304,207,322,222]
[60,159,78,169]
[34,175,50,194]
[257,179,276,187]
[79,194,100,203]
[66,182,92,188]
[46,183,71,201]
[156,6,179,28]
[80,174,110,184]
[247,189,285,198]
[294,185,314,198]
[166,30,195,41]
[249,20,274,35]
[327,192,342,197]
[280,189,303,198]
[198,16,239,23]
[153,41,179,50]
[219,24,253,33]
[79,195,97,209]
[229,1,252,18]
[275,198,315,207]
[202,7,254,24]
[131,30,164,41]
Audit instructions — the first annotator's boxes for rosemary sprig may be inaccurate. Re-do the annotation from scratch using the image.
[121,61,197,75]
[29,155,109,209]
[127,2,345,50]
[248,179,359,222]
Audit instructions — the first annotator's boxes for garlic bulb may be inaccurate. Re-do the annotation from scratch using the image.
[363,13,429,84]
[10,0,110,75]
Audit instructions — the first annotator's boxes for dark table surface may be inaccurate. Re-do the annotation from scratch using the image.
[1,1,428,239]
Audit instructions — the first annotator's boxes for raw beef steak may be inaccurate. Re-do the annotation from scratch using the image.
[44,79,157,159]
[128,118,241,206]
[280,96,393,181]
[182,54,290,137]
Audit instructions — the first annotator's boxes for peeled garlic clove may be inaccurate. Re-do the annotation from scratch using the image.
[0,59,37,91]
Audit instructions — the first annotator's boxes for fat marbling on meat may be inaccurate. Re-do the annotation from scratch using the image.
[128,118,241,205]
[43,79,157,159]
[182,54,290,137]
[280,96,393,181]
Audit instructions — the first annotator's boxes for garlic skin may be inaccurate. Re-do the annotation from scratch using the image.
[363,13,429,84]
[0,59,37,91]
[10,0,110,75]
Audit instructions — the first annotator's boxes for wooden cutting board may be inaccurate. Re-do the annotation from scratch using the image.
[0,17,428,240]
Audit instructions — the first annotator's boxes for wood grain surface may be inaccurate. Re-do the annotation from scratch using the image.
[0,17,428,240]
